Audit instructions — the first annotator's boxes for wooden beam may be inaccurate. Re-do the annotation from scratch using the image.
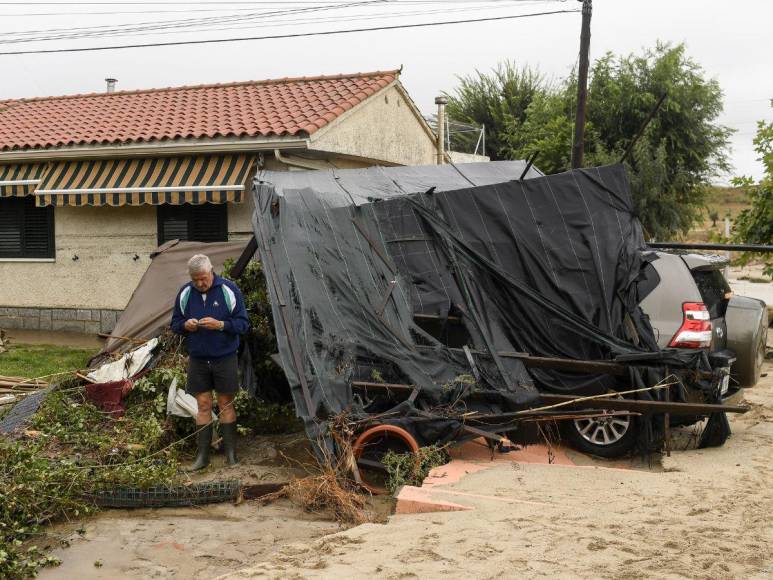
[536,394,748,416]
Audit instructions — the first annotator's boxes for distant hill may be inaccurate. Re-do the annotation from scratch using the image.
[686,186,751,242]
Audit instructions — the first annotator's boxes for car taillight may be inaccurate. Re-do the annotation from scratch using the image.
[668,302,712,348]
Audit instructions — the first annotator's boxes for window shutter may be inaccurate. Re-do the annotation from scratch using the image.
[23,203,54,257]
[161,212,189,244]
[157,203,227,245]
[190,203,227,242]
[0,200,23,256]
[0,197,54,258]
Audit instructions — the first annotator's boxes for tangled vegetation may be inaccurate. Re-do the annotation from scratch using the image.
[1,381,180,579]
[0,258,304,577]
[0,345,299,578]
[222,258,291,404]
[381,445,449,495]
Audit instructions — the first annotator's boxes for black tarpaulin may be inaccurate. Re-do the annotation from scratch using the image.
[251,162,709,447]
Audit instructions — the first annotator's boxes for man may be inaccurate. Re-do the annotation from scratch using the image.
[171,254,249,471]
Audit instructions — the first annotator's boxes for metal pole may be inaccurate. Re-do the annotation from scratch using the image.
[435,96,448,164]
[724,217,731,279]
[571,0,592,169]
[648,242,773,253]
[619,92,667,164]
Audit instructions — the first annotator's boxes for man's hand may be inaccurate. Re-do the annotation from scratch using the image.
[198,317,224,331]
[184,319,199,332]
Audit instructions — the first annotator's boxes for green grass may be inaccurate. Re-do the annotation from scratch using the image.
[0,344,95,379]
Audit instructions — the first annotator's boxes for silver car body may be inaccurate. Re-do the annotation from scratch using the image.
[639,251,766,387]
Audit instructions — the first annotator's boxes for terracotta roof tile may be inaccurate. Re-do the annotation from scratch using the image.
[0,70,399,151]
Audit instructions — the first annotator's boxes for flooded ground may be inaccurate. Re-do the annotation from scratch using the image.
[35,434,341,579]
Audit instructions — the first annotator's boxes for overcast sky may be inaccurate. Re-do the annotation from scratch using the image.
[1,0,771,182]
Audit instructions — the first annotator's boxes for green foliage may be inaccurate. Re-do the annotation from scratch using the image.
[444,62,548,160]
[381,445,449,495]
[130,365,196,439]
[731,102,773,278]
[233,392,301,434]
[444,44,732,239]
[222,259,289,403]
[587,44,730,238]
[504,87,577,173]
[2,386,179,578]
[131,349,300,437]
[0,345,94,380]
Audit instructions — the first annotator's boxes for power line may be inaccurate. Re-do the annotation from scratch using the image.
[0,0,389,39]
[0,2,530,43]
[0,0,561,3]
[0,0,558,16]
[0,9,580,55]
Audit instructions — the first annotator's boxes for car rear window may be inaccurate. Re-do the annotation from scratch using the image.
[691,269,731,319]
[637,262,661,303]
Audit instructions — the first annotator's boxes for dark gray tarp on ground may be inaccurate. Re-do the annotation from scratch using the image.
[252,162,710,447]
[100,239,247,354]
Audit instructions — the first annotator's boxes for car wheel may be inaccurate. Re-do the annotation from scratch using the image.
[564,411,638,458]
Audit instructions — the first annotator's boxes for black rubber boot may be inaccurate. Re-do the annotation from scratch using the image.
[221,421,239,466]
[186,423,212,472]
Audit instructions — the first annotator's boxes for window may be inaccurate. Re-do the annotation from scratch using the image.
[157,203,228,245]
[0,196,55,259]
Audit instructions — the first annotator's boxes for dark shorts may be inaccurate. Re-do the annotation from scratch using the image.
[186,354,239,395]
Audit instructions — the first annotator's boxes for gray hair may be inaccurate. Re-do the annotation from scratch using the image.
[187,254,213,275]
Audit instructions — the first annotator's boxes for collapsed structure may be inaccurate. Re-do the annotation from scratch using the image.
[251,162,725,454]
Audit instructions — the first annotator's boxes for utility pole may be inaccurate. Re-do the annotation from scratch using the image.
[571,0,592,169]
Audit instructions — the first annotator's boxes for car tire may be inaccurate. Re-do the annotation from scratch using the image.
[563,412,639,458]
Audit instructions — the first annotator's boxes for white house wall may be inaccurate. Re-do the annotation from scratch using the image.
[311,85,436,166]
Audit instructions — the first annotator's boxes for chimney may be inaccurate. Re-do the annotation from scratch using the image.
[105,78,117,93]
[434,96,447,165]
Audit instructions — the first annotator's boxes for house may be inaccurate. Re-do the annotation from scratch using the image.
[0,70,441,334]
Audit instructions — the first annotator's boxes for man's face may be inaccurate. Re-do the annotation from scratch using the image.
[191,269,214,293]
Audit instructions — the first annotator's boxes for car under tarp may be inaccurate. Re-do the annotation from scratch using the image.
[251,162,717,452]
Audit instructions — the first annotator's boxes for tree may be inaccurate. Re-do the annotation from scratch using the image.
[732,99,773,278]
[444,62,547,160]
[709,210,719,228]
[444,44,732,239]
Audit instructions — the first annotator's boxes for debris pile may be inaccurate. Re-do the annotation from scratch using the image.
[251,162,748,490]
[0,297,299,576]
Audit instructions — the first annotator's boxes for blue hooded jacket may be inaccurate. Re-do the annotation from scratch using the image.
[171,275,249,359]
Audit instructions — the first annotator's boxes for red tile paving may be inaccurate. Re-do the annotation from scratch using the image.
[0,70,399,151]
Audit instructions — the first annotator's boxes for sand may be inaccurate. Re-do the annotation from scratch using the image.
[35,351,772,579]
[226,356,773,579]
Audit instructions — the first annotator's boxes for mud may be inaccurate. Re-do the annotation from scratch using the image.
[36,433,343,580]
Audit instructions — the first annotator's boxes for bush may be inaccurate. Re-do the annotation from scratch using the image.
[381,445,449,495]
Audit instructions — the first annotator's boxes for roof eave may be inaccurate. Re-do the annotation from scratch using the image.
[0,135,310,162]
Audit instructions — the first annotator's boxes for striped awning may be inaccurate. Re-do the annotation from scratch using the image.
[0,162,49,197]
[35,154,255,207]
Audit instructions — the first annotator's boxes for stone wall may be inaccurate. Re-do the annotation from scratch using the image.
[0,306,121,334]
